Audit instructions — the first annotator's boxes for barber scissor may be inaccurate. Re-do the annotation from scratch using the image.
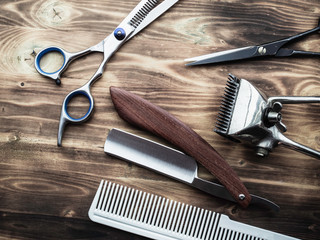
[35,0,179,146]
[185,18,320,66]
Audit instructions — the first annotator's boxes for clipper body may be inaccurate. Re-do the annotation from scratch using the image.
[215,74,320,159]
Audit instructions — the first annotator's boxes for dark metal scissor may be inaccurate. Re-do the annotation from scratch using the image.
[185,18,320,66]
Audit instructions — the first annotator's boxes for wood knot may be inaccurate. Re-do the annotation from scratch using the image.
[7,130,21,143]
[238,159,246,166]
[231,206,239,215]
[36,1,80,27]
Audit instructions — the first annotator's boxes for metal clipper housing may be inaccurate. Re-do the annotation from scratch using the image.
[215,74,320,159]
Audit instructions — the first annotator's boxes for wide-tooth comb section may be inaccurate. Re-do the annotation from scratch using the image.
[129,0,158,28]
[214,74,240,138]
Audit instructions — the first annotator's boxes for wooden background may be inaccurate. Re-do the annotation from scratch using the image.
[0,0,319,239]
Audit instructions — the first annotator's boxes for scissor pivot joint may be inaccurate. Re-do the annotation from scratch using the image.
[258,46,267,55]
[238,194,246,201]
[114,28,126,41]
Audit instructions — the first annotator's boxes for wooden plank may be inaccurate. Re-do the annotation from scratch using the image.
[0,0,319,239]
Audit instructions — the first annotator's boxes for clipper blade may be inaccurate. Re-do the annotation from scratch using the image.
[129,0,158,28]
[214,74,240,142]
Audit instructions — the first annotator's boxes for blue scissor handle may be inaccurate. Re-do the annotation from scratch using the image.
[34,46,72,85]
[57,85,94,146]
[35,44,102,85]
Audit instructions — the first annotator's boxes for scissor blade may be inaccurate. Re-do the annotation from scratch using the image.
[128,0,179,40]
[185,46,259,66]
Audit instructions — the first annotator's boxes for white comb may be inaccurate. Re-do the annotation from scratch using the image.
[89,180,299,240]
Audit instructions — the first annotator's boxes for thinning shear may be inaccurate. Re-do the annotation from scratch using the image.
[35,0,179,146]
[185,18,320,66]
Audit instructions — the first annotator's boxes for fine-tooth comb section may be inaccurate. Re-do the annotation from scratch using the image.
[89,180,292,240]
[214,74,240,140]
[129,0,158,28]
[90,180,225,240]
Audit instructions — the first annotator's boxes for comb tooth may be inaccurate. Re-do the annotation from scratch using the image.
[129,0,158,28]
[109,184,119,213]
[147,195,158,225]
[190,207,201,237]
[176,203,185,233]
[186,206,197,236]
[161,199,171,229]
[112,185,122,214]
[120,187,130,217]
[167,201,177,231]
[135,191,144,221]
[101,182,112,211]
[150,196,160,225]
[128,189,139,219]
[194,208,204,238]
[171,202,180,232]
[105,183,116,212]
[116,186,127,215]
[203,210,212,240]
[138,192,148,222]
[182,205,193,235]
[124,188,135,218]
[159,199,169,228]
[97,180,107,210]
[155,197,165,227]
[142,193,152,223]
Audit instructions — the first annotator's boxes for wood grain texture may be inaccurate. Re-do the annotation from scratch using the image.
[0,0,319,239]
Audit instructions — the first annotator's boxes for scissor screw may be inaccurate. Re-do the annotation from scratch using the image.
[114,28,126,41]
[258,47,266,55]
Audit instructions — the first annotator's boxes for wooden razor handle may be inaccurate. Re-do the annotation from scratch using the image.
[110,87,251,208]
